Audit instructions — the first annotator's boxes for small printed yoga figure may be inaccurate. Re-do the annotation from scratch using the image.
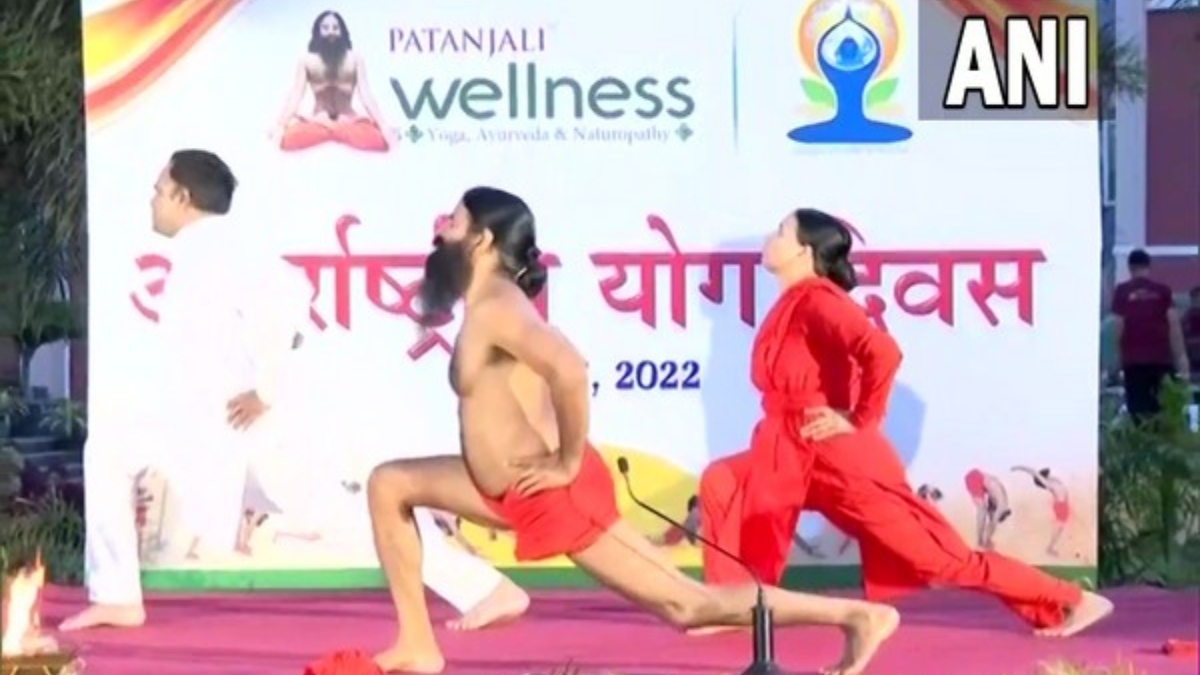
[1012,466,1070,557]
[792,533,827,558]
[915,483,944,504]
[793,529,856,559]
[431,510,482,556]
[963,469,1012,550]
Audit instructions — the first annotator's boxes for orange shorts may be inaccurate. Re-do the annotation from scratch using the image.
[480,445,620,561]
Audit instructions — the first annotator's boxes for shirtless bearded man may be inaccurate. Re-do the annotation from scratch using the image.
[365,186,901,675]
[271,10,395,152]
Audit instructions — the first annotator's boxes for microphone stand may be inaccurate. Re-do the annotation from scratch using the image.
[616,457,790,675]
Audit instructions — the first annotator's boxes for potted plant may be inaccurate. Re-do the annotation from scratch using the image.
[0,387,29,440]
[38,398,86,451]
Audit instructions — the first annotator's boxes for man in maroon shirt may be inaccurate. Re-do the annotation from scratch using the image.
[1182,286,1200,385]
[1111,250,1190,419]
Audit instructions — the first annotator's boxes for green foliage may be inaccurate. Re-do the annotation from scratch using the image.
[0,490,84,583]
[1098,379,1200,587]
[1097,17,1147,115]
[0,443,22,502]
[0,0,87,258]
[0,0,87,395]
[39,397,87,438]
[0,385,29,428]
[1,435,84,584]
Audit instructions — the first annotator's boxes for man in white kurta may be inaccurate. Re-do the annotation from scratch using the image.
[62,149,526,631]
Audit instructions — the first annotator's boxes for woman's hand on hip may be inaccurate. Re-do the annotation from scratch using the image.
[799,407,855,441]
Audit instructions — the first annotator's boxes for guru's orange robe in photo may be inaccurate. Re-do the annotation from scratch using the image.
[698,277,1082,629]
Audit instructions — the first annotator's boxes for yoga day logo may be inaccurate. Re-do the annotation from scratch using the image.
[788,0,913,145]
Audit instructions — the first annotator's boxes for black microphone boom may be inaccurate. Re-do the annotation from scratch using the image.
[616,458,761,583]
[616,456,790,675]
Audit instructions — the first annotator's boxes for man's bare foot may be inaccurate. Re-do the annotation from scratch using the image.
[686,625,747,637]
[1035,592,1113,638]
[445,579,530,631]
[373,644,445,674]
[821,604,900,675]
[59,603,146,631]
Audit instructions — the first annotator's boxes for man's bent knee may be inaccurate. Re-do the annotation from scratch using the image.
[367,462,415,506]
[699,455,748,504]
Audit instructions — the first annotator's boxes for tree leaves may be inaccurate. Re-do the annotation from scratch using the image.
[0,0,86,276]
[0,0,86,393]
[1097,17,1146,115]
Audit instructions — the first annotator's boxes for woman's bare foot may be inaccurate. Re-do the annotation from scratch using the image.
[445,578,530,631]
[1035,592,1113,638]
[59,603,146,631]
[373,644,445,674]
[685,625,747,637]
[821,605,900,675]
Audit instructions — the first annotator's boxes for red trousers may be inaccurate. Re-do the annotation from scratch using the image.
[699,425,1082,629]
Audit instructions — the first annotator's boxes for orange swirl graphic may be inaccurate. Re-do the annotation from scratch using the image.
[83,0,244,124]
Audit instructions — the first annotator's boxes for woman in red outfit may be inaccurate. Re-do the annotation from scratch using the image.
[697,208,1111,637]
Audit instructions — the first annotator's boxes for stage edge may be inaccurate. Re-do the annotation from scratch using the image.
[141,566,1096,591]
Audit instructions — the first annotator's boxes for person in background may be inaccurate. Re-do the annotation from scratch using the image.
[1111,250,1190,420]
[1183,286,1200,383]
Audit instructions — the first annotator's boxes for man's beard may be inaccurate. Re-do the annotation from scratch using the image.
[314,37,349,79]
[417,238,472,327]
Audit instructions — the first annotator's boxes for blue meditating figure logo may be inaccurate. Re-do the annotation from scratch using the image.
[789,0,912,144]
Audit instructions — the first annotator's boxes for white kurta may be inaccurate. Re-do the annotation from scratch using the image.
[84,216,503,610]
[151,217,304,553]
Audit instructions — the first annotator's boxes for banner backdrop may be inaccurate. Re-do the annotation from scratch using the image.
[81,0,1101,587]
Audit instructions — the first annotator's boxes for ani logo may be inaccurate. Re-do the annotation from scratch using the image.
[788,0,912,145]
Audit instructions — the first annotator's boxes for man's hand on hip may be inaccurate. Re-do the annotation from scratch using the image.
[226,390,268,430]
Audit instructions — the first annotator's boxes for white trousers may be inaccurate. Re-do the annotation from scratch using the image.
[83,413,504,611]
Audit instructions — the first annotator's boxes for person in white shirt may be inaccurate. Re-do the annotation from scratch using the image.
[61,149,527,632]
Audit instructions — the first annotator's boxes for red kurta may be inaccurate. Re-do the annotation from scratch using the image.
[699,277,1081,628]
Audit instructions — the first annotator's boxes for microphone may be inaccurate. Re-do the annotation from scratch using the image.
[616,456,789,675]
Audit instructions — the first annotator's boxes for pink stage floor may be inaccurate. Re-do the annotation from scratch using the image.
[41,586,1198,675]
